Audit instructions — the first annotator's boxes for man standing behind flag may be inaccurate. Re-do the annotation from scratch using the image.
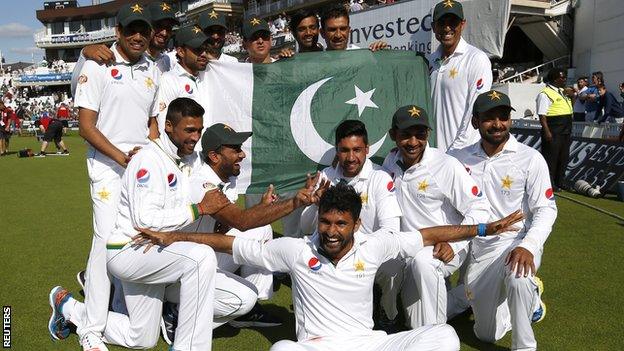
[429,0,492,151]
[242,18,276,64]
[382,105,489,329]
[156,24,210,137]
[449,90,556,350]
[72,4,160,350]
[198,9,238,62]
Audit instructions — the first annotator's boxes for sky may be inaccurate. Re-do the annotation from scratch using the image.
[0,0,90,64]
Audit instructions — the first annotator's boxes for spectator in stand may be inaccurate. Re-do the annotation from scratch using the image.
[0,100,8,156]
[620,82,624,101]
[289,9,323,53]
[596,84,624,124]
[350,0,364,12]
[579,71,604,122]
[573,76,588,122]
[242,18,275,64]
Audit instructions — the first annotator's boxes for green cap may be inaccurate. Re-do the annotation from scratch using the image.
[242,17,270,39]
[175,25,208,49]
[198,10,227,30]
[201,123,252,152]
[392,105,431,130]
[433,0,464,22]
[148,2,179,24]
[117,3,152,28]
[472,90,516,116]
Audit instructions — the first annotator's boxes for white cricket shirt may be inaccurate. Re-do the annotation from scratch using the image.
[383,146,490,253]
[74,43,160,153]
[232,228,424,341]
[299,159,402,235]
[156,62,206,136]
[448,135,558,258]
[430,38,492,151]
[108,136,199,244]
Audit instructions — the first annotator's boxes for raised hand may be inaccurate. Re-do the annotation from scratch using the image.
[486,210,524,235]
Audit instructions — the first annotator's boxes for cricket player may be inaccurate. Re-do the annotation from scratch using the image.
[197,9,238,63]
[429,0,492,151]
[382,105,490,328]
[299,120,402,325]
[156,24,210,137]
[73,4,160,350]
[133,183,525,351]
[449,90,557,350]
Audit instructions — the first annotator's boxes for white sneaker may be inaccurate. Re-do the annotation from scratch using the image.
[80,332,109,351]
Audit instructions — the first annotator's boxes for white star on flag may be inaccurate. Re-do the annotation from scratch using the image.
[345,85,378,117]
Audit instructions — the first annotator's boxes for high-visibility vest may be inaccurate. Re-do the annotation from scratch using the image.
[542,86,573,116]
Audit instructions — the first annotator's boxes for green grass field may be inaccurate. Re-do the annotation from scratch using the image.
[1,134,623,350]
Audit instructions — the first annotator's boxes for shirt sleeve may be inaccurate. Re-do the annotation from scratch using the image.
[372,171,402,228]
[74,60,103,112]
[126,153,196,231]
[536,92,551,116]
[232,236,303,273]
[517,153,558,256]
[70,51,87,97]
[368,229,424,263]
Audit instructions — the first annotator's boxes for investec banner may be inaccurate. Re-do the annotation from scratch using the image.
[348,0,435,54]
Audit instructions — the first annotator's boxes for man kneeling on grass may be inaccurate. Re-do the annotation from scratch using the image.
[134,182,524,351]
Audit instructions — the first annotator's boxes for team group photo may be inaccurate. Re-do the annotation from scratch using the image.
[1,0,623,350]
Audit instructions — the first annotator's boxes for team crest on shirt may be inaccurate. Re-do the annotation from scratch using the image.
[136,169,150,186]
[545,188,555,201]
[471,185,482,197]
[110,68,123,81]
[360,192,368,204]
[308,257,322,273]
[167,173,178,188]
[501,175,513,196]
[354,259,365,278]
[185,84,194,94]
[476,78,484,90]
[78,74,88,84]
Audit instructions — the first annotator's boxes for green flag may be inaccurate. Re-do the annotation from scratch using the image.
[202,49,431,194]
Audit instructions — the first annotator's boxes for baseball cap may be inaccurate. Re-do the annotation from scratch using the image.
[472,90,516,116]
[148,2,179,24]
[175,25,209,49]
[201,123,252,152]
[242,17,270,39]
[391,105,431,130]
[432,0,464,22]
[198,10,227,31]
[117,3,152,28]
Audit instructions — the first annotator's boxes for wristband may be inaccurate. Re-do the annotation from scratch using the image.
[191,204,201,220]
[477,223,487,237]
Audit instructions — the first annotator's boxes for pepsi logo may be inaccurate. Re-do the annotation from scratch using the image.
[136,169,150,184]
[476,78,484,90]
[386,181,395,192]
[111,68,122,80]
[185,84,193,94]
[545,188,555,200]
[308,257,322,271]
[167,173,177,187]
[471,185,482,197]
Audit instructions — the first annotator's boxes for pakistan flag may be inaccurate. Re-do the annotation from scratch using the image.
[202,49,431,194]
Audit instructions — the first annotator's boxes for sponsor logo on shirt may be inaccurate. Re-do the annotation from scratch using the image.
[386,181,395,192]
[167,173,177,188]
[545,188,555,201]
[136,169,150,185]
[308,257,322,272]
[110,68,123,81]
[471,185,482,197]
[78,74,88,84]
[476,78,484,90]
[185,84,194,94]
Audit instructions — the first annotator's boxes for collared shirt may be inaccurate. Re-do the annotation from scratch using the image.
[383,145,490,253]
[573,86,588,113]
[182,161,239,233]
[448,135,558,258]
[299,159,402,235]
[109,136,198,243]
[74,43,160,153]
[430,37,492,151]
[146,50,174,74]
[156,62,206,137]
[232,228,424,341]
[581,85,600,112]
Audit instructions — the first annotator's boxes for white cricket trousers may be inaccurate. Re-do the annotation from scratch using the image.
[402,246,469,327]
[106,242,217,350]
[270,324,460,351]
[217,225,274,299]
[465,242,543,351]
[80,151,124,338]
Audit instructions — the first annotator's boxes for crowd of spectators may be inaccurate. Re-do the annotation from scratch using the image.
[348,0,398,12]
